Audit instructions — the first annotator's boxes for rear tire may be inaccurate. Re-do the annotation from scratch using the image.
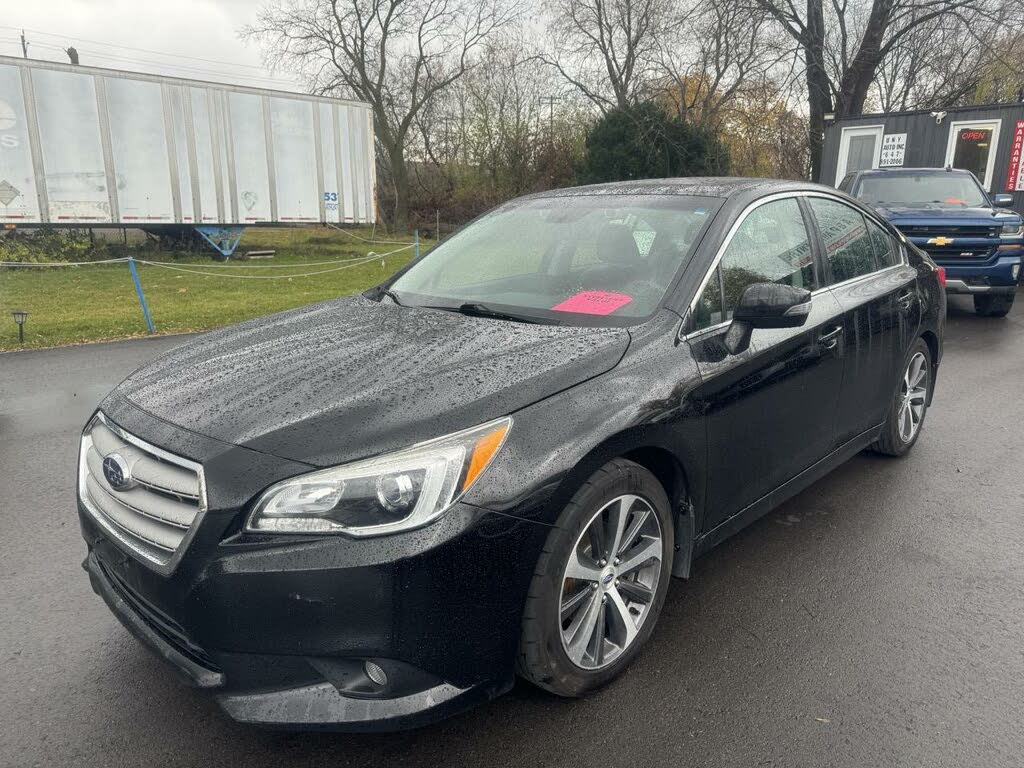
[516,459,674,697]
[871,338,932,457]
[973,293,1014,317]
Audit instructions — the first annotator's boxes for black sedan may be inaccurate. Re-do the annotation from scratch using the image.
[77,178,944,730]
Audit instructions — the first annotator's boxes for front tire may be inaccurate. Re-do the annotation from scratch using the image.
[872,338,932,457]
[974,293,1014,317]
[517,459,674,697]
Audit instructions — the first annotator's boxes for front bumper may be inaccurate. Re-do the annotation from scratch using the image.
[935,254,1021,294]
[80,497,548,731]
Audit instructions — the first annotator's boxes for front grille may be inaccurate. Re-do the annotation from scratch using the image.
[923,246,994,260]
[900,224,1000,237]
[79,414,206,568]
[98,559,221,672]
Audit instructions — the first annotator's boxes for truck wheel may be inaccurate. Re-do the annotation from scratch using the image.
[517,459,674,697]
[871,338,932,457]
[974,293,1015,317]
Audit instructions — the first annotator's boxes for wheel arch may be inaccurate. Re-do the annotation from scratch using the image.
[546,429,700,579]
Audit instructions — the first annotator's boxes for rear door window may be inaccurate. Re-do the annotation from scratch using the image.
[866,218,899,268]
[809,198,878,283]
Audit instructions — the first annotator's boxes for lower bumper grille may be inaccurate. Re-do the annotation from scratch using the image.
[98,558,221,673]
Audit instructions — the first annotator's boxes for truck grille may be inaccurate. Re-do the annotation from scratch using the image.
[78,413,206,569]
[922,246,994,260]
[900,224,1000,237]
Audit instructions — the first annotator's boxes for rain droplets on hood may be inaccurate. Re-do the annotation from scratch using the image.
[113,295,630,466]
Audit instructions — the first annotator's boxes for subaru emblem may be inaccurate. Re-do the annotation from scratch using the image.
[102,453,133,491]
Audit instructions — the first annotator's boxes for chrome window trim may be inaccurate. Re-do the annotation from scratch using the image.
[682,190,910,340]
[812,263,907,295]
[684,319,731,342]
[78,411,209,575]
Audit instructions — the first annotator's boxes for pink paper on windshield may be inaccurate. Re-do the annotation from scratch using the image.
[551,291,633,315]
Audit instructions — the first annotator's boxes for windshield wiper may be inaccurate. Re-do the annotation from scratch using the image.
[422,302,551,324]
[459,303,548,323]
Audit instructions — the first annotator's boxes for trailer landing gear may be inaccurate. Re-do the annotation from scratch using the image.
[195,226,246,260]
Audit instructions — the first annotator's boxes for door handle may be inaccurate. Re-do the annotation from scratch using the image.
[896,289,915,310]
[818,326,844,350]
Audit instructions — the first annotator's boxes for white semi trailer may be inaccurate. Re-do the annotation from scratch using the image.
[0,55,376,255]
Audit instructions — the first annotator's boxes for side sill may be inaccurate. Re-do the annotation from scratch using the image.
[694,424,883,557]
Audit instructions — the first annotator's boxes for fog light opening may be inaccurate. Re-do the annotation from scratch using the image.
[1012,263,1021,281]
[364,660,388,687]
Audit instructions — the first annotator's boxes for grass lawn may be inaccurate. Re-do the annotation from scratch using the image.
[0,227,433,352]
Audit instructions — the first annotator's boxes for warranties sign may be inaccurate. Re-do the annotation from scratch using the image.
[1006,120,1024,191]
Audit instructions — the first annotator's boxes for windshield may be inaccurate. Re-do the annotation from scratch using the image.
[389,194,720,326]
[854,173,989,208]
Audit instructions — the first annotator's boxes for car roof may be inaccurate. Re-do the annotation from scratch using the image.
[856,167,971,177]
[518,177,833,201]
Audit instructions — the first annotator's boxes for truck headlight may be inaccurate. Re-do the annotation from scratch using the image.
[1000,222,1023,238]
[246,417,511,537]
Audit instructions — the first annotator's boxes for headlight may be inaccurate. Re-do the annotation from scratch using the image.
[1000,222,1023,238]
[245,417,511,537]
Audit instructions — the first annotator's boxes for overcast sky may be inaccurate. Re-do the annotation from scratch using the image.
[0,0,302,89]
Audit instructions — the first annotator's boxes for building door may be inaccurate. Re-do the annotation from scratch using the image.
[945,119,1002,191]
[835,125,884,185]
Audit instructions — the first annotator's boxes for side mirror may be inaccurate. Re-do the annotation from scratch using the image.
[993,194,1014,208]
[724,283,812,355]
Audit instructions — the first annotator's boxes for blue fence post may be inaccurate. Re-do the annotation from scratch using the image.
[414,229,419,260]
[127,257,155,334]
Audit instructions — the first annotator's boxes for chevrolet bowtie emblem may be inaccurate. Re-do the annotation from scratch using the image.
[927,236,954,246]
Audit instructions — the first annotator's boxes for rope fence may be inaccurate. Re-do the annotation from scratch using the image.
[134,246,411,279]
[3,230,422,337]
[325,222,411,245]
[1,256,133,267]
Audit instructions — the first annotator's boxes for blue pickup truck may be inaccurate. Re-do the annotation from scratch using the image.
[840,168,1023,317]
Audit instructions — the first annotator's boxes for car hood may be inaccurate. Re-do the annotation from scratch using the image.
[875,205,1019,225]
[111,295,630,467]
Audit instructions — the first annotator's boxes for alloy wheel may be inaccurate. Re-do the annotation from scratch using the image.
[897,351,929,444]
[559,494,663,671]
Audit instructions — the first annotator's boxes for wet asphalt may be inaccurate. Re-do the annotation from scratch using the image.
[1,296,1022,768]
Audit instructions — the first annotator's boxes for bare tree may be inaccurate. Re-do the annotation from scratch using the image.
[543,0,679,111]
[752,0,1022,180]
[655,0,789,129]
[244,0,518,229]
[873,8,1024,110]
[411,33,588,219]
